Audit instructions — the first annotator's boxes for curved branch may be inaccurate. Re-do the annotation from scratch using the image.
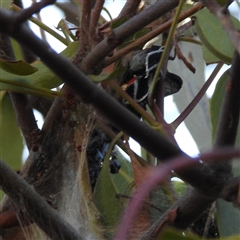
[89,0,104,39]
[118,0,141,18]
[0,158,82,240]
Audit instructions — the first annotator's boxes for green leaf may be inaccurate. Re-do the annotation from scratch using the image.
[216,0,232,6]
[93,148,123,230]
[210,70,228,140]
[0,59,38,75]
[210,70,240,237]
[0,0,12,10]
[172,180,188,198]
[159,227,240,240]
[0,41,78,91]
[0,92,23,170]
[195,8,240,64]
[11,38,24,60]
[0,78,62,98]
[110,151,134,193]
[216,199,240,237]
[0,92,23,201]
[202,44,221,64]
[159,228,199,240]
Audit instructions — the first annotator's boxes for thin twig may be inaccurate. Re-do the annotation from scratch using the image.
[90,0,105,40]
[118,0,141,18]
[12,4,70,45]
[31,0,47,41]
[76,0,92,58]
[172,62,224,129]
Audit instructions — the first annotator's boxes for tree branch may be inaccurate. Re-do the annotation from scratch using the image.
[79,0,180,73]
[0,158,82,240]
[75,0,93,58]
[89,0,104,40]
[118,0,141,18]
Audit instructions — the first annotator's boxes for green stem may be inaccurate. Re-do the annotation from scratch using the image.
[12,4,70,46]
[0,78,63,98]
[178,37,202,45]
[104,131,124,163]
[57,19,73,42]
[148,0,185,96]
[102,6,113,20]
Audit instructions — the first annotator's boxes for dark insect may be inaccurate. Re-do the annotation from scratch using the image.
[121,45,183,116]
[87,45,183,190]
[87,129,121,189]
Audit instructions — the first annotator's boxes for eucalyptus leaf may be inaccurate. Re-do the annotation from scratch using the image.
[93,150,122,229]
[0,41,78,91]
[0,0,12,10]
[159,227,240,240]
[0,78,62,98]
[0,93,23,170]
[210,70,240,237]
[210,70,228,140]
[216,0,233,6]
[110,151,134,193]
[0,92,23,201]
[11,38,24,60]
[202,44,221,65]
[159,228,199,240]
[195,8,240,64]
[0,59,38,75]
